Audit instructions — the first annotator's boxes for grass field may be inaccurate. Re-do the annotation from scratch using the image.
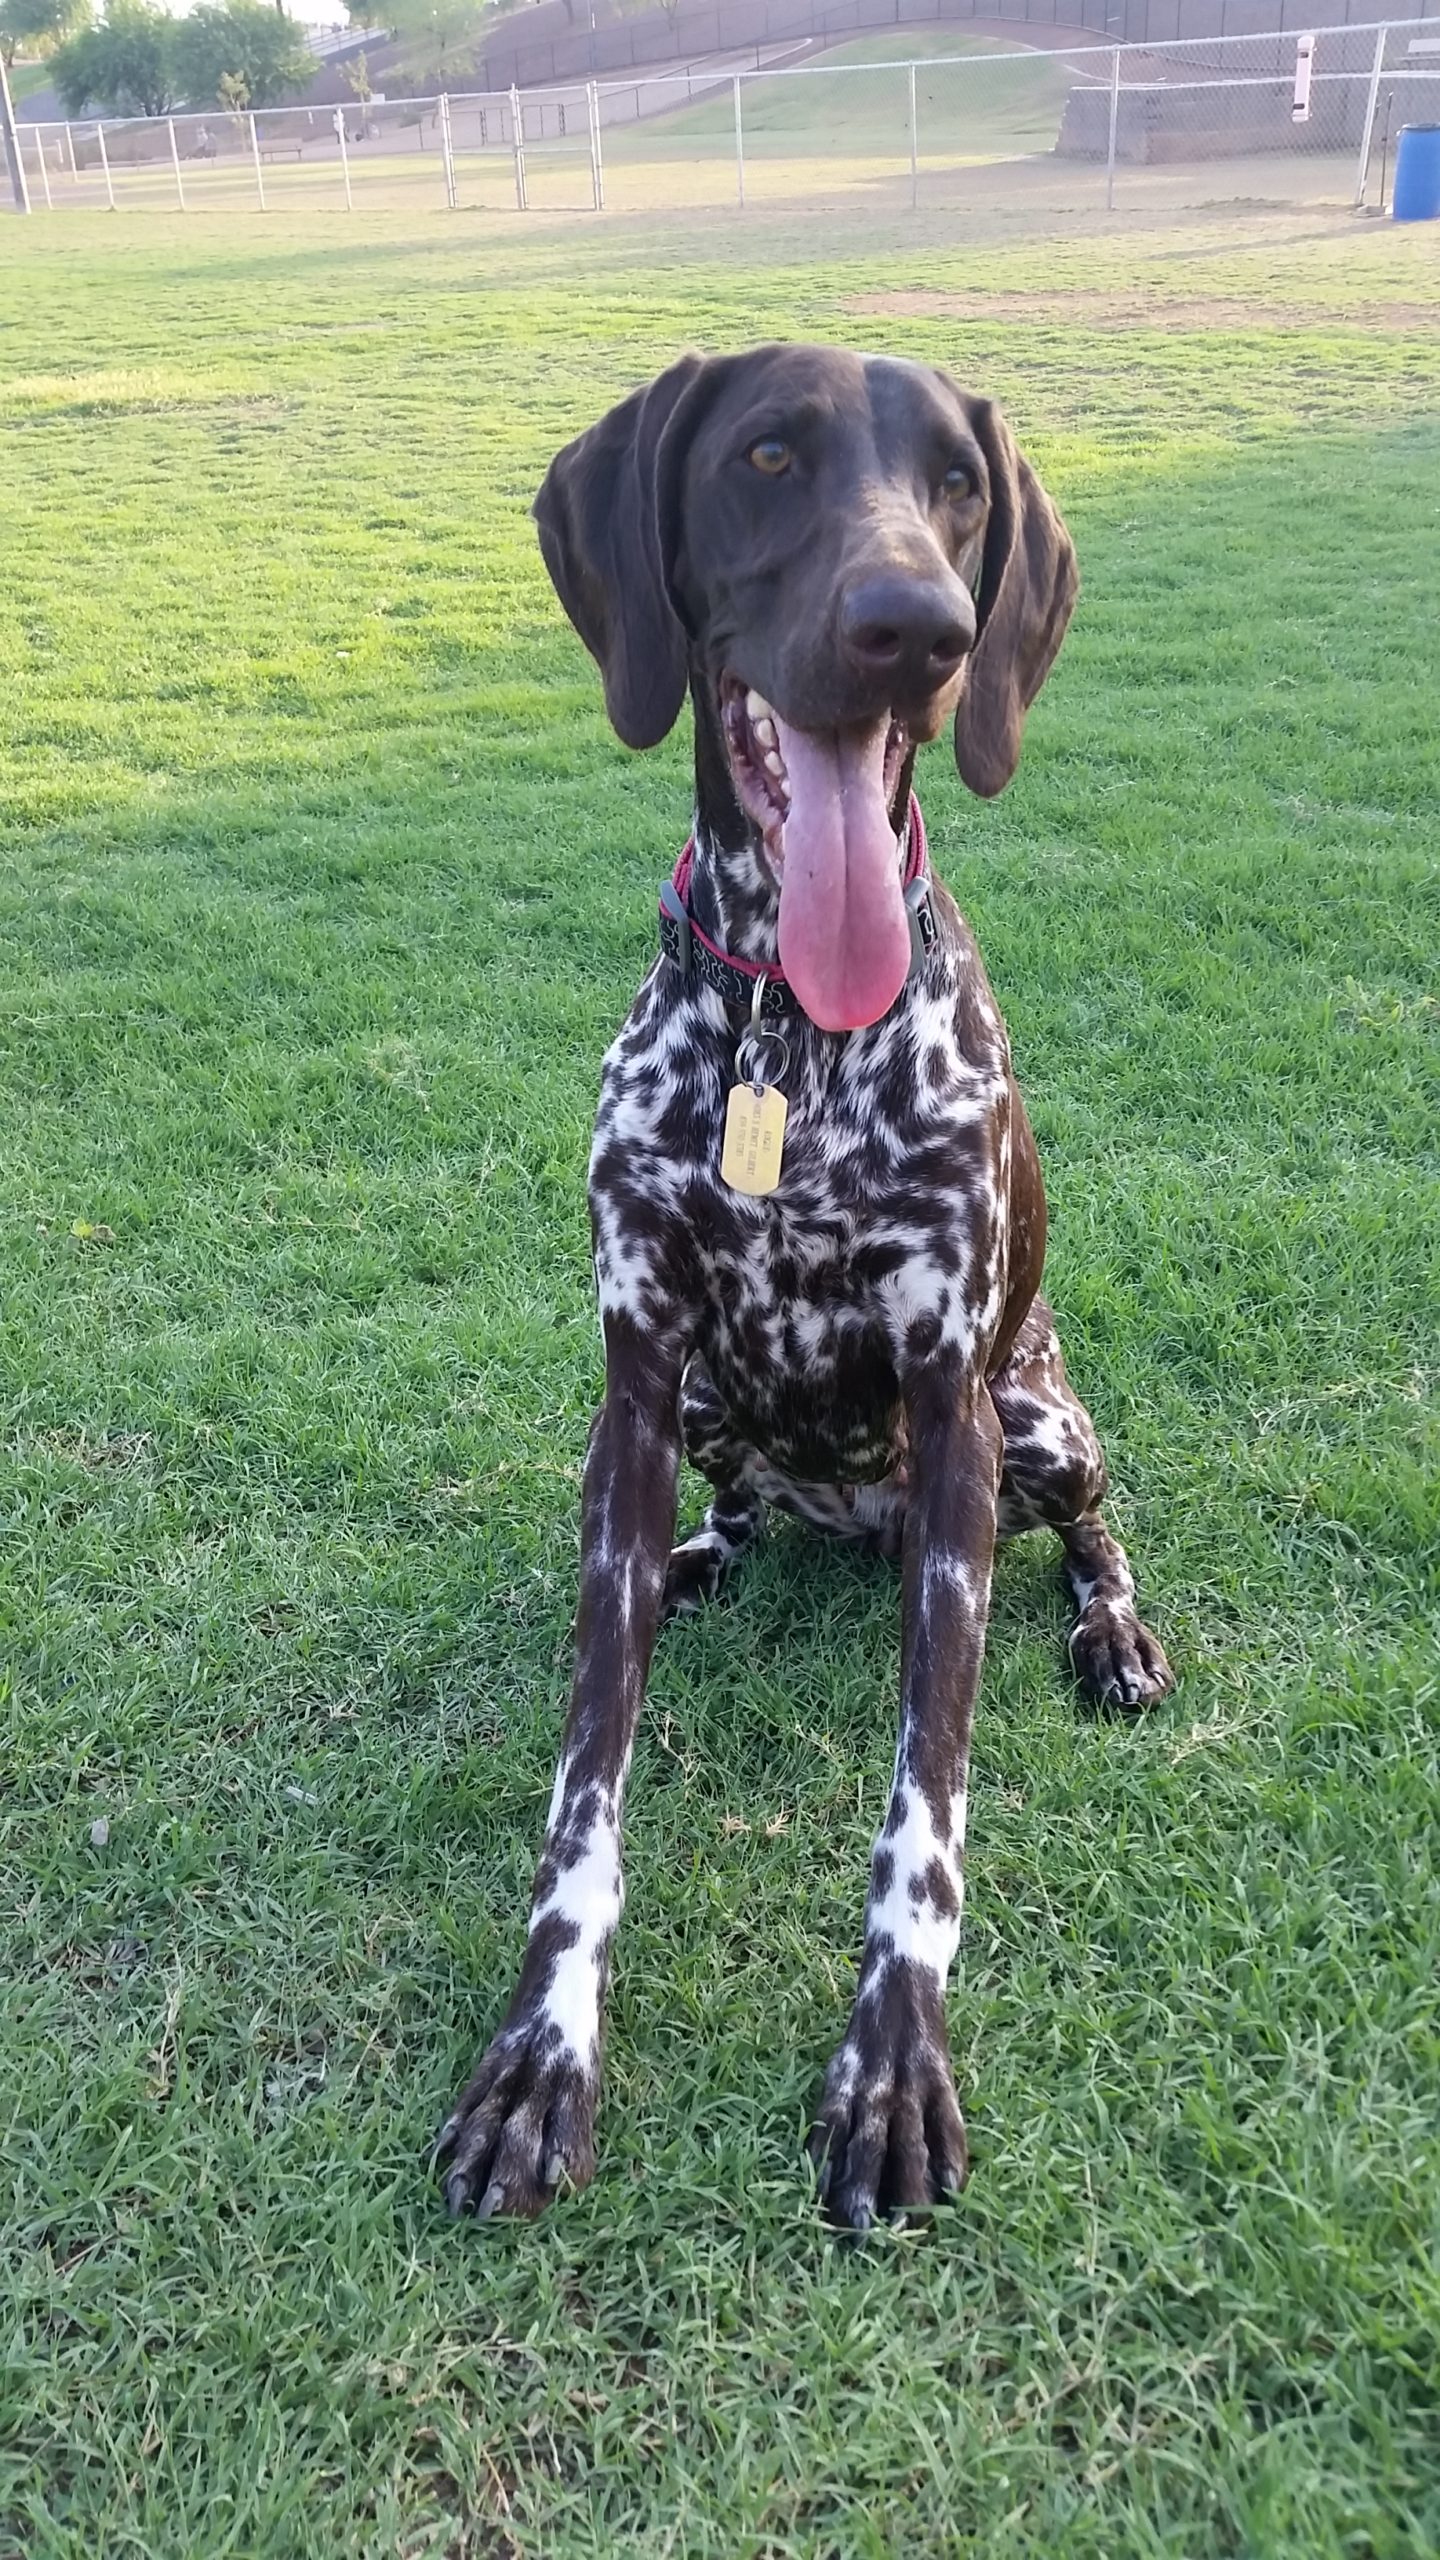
[2,193,1438,2559]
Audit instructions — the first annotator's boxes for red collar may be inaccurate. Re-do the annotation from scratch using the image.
[661,793,930,1015]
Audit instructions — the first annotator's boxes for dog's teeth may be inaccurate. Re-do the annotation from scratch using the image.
[754,717,778,750]
[763,750,784,779]
[745,689,775,724]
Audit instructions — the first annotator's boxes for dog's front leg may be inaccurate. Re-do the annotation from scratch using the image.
[811,1365,1003,2229]
[438,1315,685,2219]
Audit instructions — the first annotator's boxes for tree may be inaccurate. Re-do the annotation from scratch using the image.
[51,0,177,114]
[173,0,312,109]
[0,0,88,73]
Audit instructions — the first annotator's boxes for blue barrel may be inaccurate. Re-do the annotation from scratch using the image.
[1393,124,1440,222]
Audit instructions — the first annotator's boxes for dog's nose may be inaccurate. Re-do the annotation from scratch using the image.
[840,575,977,695]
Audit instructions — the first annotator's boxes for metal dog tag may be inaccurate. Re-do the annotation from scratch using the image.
[721,1078,787,1196]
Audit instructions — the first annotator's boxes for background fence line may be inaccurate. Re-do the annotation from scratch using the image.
[471,0,1440,100]
[12,17,1438,225]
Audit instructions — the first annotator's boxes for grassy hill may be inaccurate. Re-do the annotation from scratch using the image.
[7,56,60,103]
[608,32,1076,169]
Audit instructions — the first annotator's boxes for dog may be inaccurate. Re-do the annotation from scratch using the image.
[436,344,1174,2232]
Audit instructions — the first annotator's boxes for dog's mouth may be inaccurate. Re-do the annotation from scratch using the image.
[720,674,908,864]
[719,672,913,1034]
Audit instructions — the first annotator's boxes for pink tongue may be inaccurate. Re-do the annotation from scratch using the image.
[775,716,910,1032]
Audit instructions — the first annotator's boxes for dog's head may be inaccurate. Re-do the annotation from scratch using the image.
[534,344,1076,1031]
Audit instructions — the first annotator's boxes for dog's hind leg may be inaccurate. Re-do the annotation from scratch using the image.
[662,1355,766,1619]
[990,1298,1174,1710]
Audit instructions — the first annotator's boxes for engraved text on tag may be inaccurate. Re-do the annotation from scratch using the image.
[721,1081,787,1196]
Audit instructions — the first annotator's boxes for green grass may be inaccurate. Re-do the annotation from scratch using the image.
[5,56,54,102]
[2,195,1438,2559]
[613,34,1072,166]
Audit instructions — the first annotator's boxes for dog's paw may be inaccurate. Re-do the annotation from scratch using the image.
[808,1970,968,2231]
[661,1534,729,1621]
[1069,1598,1174,1711]
[434,2021,597,2221]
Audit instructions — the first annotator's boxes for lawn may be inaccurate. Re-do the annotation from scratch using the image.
[608,32,1074,171]
[6,58,55,103]
[1,193,1438,2559]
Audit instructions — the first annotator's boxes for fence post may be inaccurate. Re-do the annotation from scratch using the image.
[908,57,918,208]
[1105,42,1120,210]
[33,122,53,209]
[0,50,32,213]
[439,89,457,206]
[733,73,744,207]
[333,105,352,209]
[248,111,266,208]
[95,118,115,209]
[588,79,604,210]
[510,83,528,208]
[65,122,77,176]
[167,114,185,209]
[1353,22,1387,206]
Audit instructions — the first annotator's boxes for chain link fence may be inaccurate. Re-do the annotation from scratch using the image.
[13,19,1439,223]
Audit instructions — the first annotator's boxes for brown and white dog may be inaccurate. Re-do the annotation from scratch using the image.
[436,345,1174,2232]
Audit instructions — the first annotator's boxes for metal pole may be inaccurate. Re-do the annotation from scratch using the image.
[588,78,603,210]
[1353,22,1387,206]
[65,121,77,177]
[249,109,265,208]
[733,72,744,207]
[0,49,31,213]
[167,113,185,209]
[438,88,457,206]
[1105,41,1120,210]
[333,104,352,209]
[908,58,918,208]
[34,122,53,209]
[510,82,527,209]
[95,118,115,209]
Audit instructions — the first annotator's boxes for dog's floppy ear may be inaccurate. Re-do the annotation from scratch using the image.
[951,398,1078,801]
[533,355,712,752]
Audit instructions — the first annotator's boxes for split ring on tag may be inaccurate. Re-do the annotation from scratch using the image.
[735,1028,790,1092]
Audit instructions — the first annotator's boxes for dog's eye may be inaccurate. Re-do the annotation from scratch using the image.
[942,463,974,498]
[748,438,792,477]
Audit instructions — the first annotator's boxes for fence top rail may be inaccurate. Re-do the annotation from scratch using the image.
[62,108,255,131]
[44,19,1438,135]
[1118,63,1440,86]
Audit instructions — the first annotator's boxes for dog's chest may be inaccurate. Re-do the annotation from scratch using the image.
[589,953,1012,1469]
